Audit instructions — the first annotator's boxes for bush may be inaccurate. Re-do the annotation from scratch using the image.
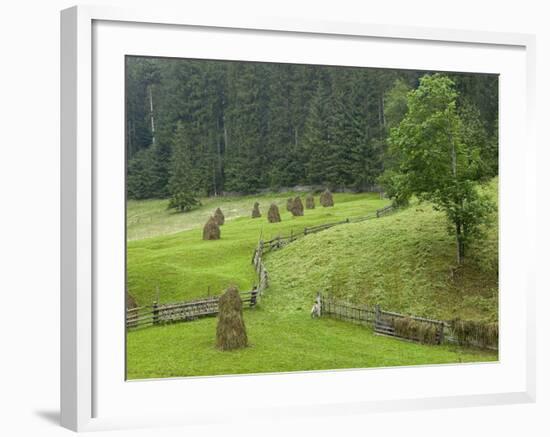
[168,190,201,212]
[448,319,498,349]
[392,317,440,345]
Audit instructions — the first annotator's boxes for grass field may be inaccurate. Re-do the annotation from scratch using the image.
[126,183,498,379]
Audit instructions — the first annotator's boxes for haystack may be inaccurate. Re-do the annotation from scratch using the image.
[126,293,137,310]
[202,216,221,240]
[290,196,304,216]
[214,207,225,225]
[267,203,281,223]
[319,189,334,207]
[216,286,248,351]
[286,198,293,212]
[305,193,315,209]
[251,202,261,218]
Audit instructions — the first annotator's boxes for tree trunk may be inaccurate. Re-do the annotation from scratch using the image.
[455,223,465,265]
[148,84,156,145]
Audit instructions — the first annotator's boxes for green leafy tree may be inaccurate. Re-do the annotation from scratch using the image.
[386,74,495,264]
[168,122,200,212]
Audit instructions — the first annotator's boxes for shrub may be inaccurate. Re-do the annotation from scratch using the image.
[392,317,440,345]
[448,319,498,348]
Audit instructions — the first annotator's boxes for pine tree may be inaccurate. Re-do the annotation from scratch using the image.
[168,122,200,212]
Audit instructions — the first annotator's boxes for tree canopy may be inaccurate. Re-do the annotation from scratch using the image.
[126,57,498,200]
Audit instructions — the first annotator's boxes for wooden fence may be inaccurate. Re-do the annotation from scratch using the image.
[127,203,399,331]
[261,204,398,254]
[320,293,445,345]
[126,290,258,330]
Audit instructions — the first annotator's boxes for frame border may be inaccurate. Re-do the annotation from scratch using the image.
[60,5,536,431]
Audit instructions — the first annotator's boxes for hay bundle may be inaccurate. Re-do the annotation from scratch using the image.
[202,216,221,240]
[126,293,137,310]
[216,286,248,351]
[449,319,499,348]
[214,207,225,225]
[393,317,439,345]
[267,203,281,223]
[286,198,293,212]
[290,197,304,216]
[319,189,334,207]
[305,193,315,209]
[251,202,261,218]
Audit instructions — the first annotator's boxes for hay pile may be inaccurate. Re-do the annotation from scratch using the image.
[267,203,281,223]
[392,317,439,345]
[319,189,334,207]
[448,319,499,348]
[202,216,221,240]
[251,202,261,218]
[290,197,304,216]
[126,293,137,310]
[216,286,248,351]
[305,193,315,209]
[286,198,293,212]
[214,207,225,225]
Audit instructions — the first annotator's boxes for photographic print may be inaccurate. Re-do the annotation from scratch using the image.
[125,56,499,380]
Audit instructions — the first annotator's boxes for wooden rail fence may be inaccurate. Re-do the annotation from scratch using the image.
[127,203,399,331]
[126,290,258,330]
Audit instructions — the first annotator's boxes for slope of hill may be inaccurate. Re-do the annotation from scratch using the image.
[264,179,498,322]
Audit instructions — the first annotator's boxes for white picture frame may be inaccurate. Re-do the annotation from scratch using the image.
[60,5,536,432]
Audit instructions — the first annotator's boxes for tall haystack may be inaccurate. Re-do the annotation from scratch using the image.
[251,202,261,218]
[214,207,225,225]
[202,216,221,240]
[305,193,315,209]
[290,196,304,216]
[319,189,334,207]
[286,198,293,212]
[216,286,248,351]
[267,203,281,223]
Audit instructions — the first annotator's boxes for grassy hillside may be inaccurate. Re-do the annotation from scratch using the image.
[126,183,498,379]
[264,179,498,322]
[127,192,388,305]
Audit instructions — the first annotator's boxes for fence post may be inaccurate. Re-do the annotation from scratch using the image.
[152,301,159,325]
[317,292,322,317]
[375,304,381,325]
[437,322,445,345]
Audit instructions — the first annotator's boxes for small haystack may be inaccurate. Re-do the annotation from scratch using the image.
[305,193,315,209]
[202,216,221,240]
[286,198,293,212]
[216,286,248,351]
[126,293,137,310]
[214,207,225,225]
[267,203,281,223]
[290,196,304,216]
[319,189,334,207]
[251,202,261,218]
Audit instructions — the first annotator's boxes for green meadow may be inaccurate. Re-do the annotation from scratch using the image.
[126,183,498,379]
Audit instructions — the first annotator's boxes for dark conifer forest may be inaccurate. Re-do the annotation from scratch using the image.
[126,56,498,199]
